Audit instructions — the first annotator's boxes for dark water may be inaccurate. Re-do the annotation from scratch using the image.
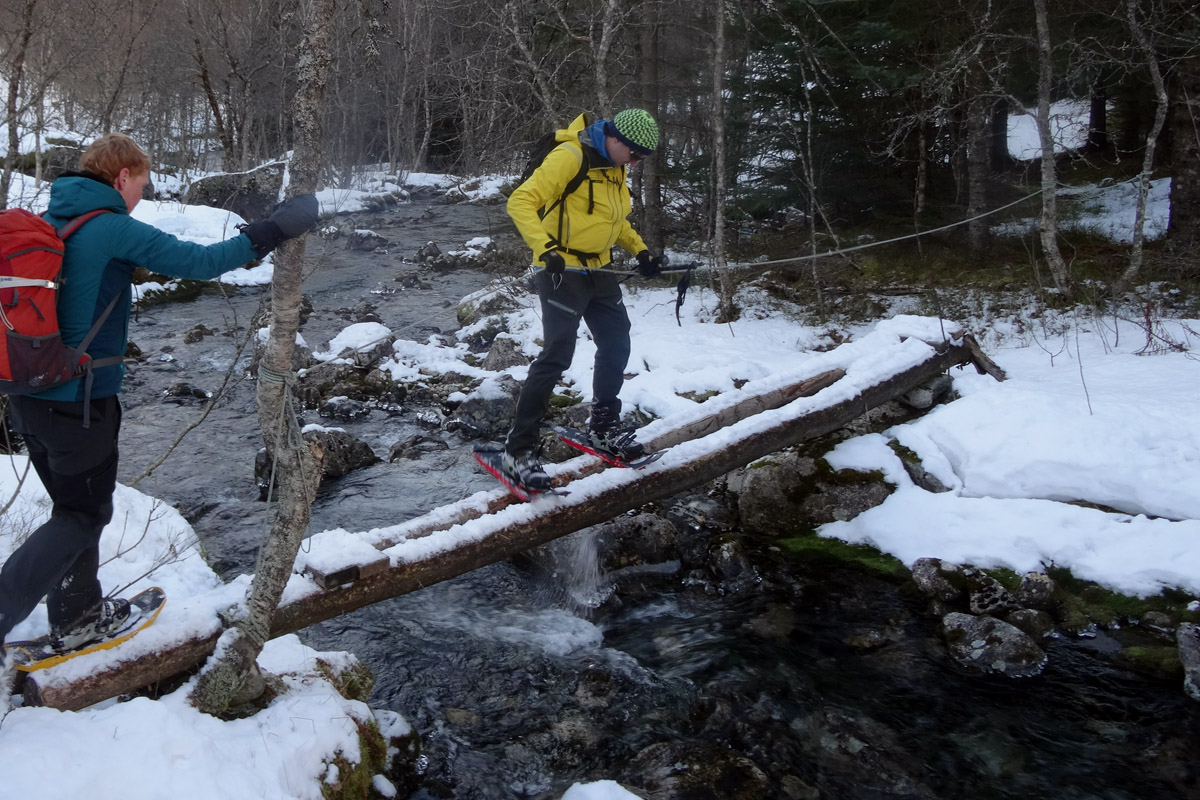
[116,201,1200,800]
[297,533,1199,800]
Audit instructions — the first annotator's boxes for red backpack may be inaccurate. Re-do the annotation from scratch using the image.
[0,207,119,396]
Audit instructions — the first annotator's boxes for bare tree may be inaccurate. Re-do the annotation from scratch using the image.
[710,0,736,322]
[965,89,992,253]
[189,0,334,717]
[638,12,664,251]
[1032,0,1073,296]
[1,0,38,209]
[1117,0,1171,289]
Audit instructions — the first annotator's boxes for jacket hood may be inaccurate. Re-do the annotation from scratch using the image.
[46,172,129,219]
[584,119,615,167]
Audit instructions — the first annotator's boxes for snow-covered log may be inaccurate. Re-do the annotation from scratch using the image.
[303,366,847,589]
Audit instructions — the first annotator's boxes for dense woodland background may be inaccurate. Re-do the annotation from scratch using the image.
[3,0,1200,296]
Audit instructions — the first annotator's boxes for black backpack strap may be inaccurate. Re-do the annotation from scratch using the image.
[543,144,595,257]
[74,293,124,428]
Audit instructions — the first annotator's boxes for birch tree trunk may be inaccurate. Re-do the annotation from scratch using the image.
[189,0,334,717]
[1118,0,1169,290]
[1032,0,1072,296]
[592,0,620,114]
[711,0,736,323]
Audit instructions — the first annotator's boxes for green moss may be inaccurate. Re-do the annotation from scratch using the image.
[888,441,920,465]
[549,393,582,408]
[1118,646,1184,679]
[778,532,908,581]
[985,567,1022,593]
[320,718,389,800]
[315,658,375,703]
[680,390,720,403]
[1044,565,1199,631]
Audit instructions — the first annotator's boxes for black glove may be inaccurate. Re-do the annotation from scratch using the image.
[240,193,320,258]
[540,251,566,275]
[636,249,665,279]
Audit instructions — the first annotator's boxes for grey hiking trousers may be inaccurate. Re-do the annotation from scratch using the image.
[0,395,120,644]
[505,268,631,456]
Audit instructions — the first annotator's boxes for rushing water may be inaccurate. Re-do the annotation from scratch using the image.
[116,200,1200,800]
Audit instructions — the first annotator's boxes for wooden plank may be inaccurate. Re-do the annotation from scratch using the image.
[304,555,391,590]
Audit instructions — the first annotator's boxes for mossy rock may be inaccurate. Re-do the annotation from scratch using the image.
[778,532,908,581]
[321,718,390,800]
[737,452,891,536]
[549,392,583,409]
[1117,646,1185,680]
[1047,566,1197,631]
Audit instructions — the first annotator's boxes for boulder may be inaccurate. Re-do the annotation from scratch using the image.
[942,612,1048,678]
[447,374,520,439]
[1015,571,1057,610]
[255,427,379,497]
[966,573,1021,616]
[481,335,528,371]
[42,145,85,181]
[910,557,964,602]
[626,742,772,800]
[345,229,389,251]
[183,161,286,223]
[388,434,449,461]
[736,452,892,536]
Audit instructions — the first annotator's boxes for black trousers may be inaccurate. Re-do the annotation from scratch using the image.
[505,268,631,456]
[0,394,120,643]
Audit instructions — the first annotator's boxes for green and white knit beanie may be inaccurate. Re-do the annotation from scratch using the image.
[609,109,659,155]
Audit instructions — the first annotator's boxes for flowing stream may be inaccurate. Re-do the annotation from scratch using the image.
[115,199,1199,800]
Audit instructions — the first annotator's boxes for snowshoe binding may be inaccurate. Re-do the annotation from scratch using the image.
[473,445,567,502]
[555,425,663,469]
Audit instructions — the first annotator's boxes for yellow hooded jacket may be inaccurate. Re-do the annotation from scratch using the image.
[507,113,648,269]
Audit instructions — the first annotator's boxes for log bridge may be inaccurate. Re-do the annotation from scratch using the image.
[21,332,1002,711]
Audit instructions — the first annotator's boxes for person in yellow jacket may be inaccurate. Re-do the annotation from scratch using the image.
[501,109,665,492]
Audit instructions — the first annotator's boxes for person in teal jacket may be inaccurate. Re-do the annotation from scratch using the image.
[0,133,317,662]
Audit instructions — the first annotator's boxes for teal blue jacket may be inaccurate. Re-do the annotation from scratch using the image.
[37,172,259,401]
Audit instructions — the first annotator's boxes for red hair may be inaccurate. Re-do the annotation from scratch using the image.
[80,133,151,183]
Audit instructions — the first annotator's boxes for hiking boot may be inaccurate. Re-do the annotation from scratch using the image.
[50,597,132,653]
[588,420,646,462]
[501,450,552,492]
